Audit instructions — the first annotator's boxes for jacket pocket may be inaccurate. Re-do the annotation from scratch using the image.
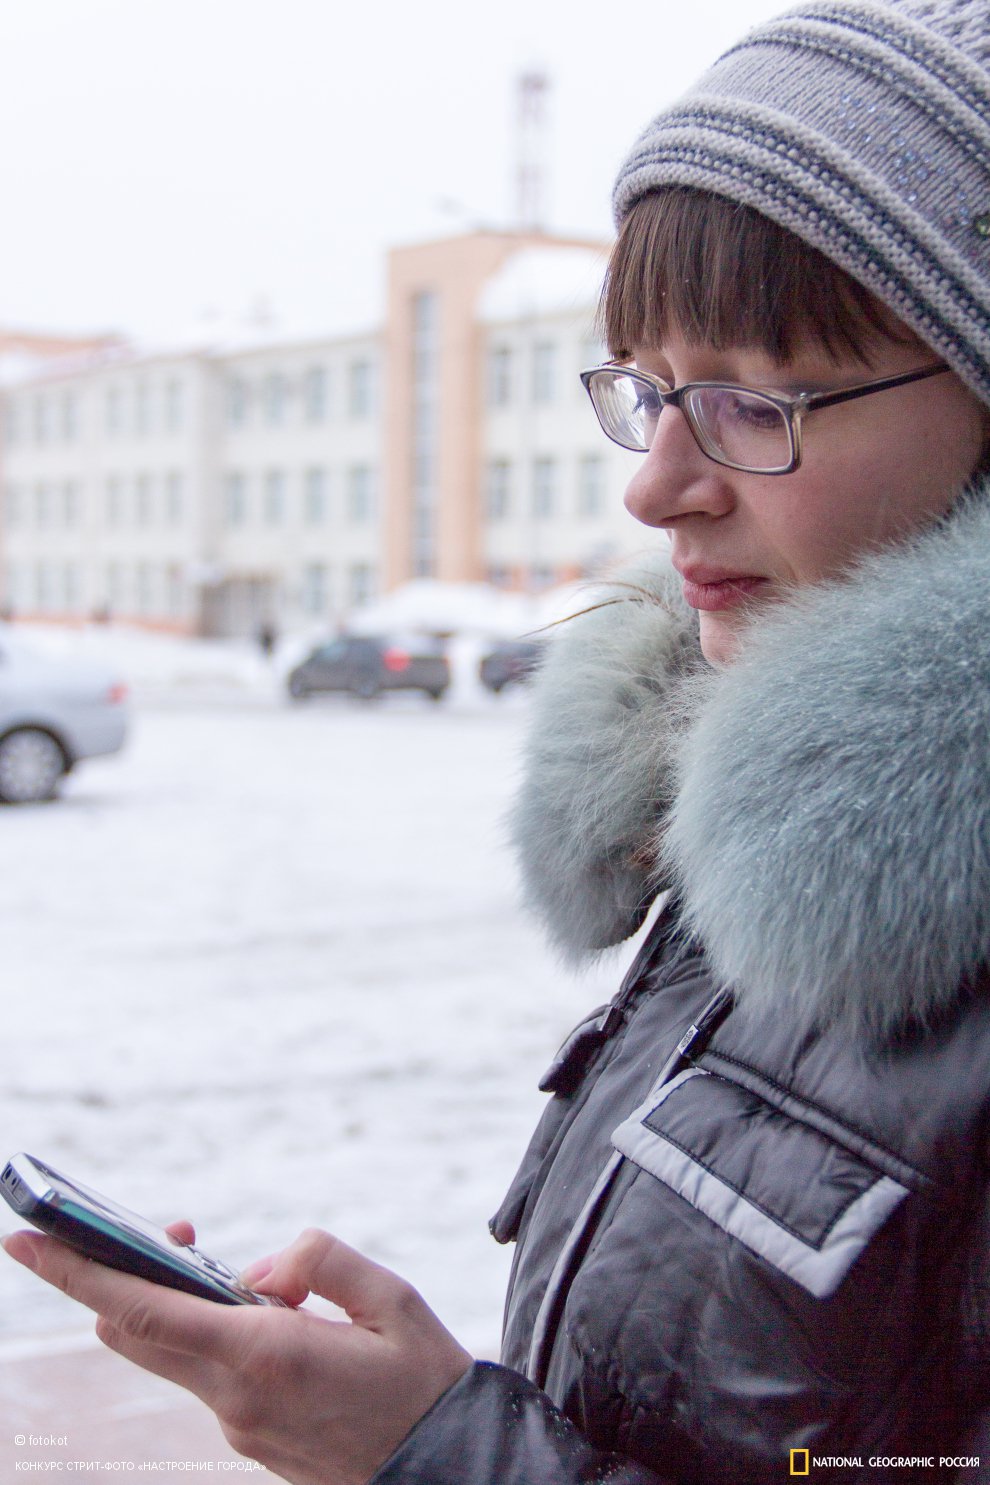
[611,1066,920,1298]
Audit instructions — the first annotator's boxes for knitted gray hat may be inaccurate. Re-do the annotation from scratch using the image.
[612,0,990,405]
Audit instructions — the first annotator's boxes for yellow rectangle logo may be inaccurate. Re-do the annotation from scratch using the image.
[790,1450,810,1476]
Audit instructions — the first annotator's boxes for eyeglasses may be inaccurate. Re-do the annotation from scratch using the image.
[579,360,950,475]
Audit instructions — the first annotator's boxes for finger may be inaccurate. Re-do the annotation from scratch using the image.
[165,1220,196,1246]
[238,1254,275,1288]
[250,1228,418,1329]
[2,1231,244,1366]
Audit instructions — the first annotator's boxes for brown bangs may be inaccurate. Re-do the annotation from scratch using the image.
[601,188,914,365]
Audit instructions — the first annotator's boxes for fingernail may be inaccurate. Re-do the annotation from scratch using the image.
[1,1234,38,1271]
[239,1255,275,1288]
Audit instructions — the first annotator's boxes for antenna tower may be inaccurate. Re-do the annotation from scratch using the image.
[515,70,550,232]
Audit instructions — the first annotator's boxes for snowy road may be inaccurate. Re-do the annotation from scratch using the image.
[0,685,628,1357]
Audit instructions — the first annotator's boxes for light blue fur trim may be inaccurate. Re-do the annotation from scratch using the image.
[508,551,700,963]
[665,487,990,1039]
[513,488,990,1038]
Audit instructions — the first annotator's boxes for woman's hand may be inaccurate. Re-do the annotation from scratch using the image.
[2,1225,473,1485]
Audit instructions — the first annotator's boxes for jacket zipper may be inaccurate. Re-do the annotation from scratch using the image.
[524,986,733,1390]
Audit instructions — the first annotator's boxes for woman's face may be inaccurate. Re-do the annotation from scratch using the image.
[625,331,990,666]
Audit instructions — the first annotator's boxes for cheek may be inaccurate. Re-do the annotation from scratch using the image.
[849,389,987,529]
[775,439,962,584]
[751,481,876,584]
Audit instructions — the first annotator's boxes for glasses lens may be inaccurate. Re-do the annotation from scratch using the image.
[587,370,664,453]
[683,386,793,472]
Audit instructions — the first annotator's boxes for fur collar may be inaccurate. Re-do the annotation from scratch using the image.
[510,487,990,1043]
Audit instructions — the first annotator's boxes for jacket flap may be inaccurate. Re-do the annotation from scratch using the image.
[611,1068,909,1297]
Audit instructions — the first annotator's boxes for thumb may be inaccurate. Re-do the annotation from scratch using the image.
[250,1228,412,1328]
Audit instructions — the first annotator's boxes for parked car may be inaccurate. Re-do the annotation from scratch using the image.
[479,638,546,694]
[0,629,129,803]
[287,634,450,702]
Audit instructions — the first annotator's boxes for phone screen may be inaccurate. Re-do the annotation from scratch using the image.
[2,1154,281,1306]
[32,1161,189,1251]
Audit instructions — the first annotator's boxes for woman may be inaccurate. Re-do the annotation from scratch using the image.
[6,0,990,1480]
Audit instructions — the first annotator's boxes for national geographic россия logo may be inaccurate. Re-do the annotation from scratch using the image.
[788,1454,981,1474]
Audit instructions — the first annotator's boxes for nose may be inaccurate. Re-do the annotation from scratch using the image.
[623,405,735,529]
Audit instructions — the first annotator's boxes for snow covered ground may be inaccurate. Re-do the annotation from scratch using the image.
[0,631,636,1361]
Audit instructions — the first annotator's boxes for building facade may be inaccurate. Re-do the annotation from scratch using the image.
[0,232,645,637]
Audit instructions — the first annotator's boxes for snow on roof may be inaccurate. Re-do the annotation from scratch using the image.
[0,350,47,386]
[0,340,138,388]
[0,313,378,388]
[477,245,611,327]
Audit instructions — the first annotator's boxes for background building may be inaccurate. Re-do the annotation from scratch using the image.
[0,231,644,637]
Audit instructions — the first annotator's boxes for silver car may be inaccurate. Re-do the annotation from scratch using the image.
[0,629,129,803]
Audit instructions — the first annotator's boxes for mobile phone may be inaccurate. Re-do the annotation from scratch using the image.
[1,1152,283,1306]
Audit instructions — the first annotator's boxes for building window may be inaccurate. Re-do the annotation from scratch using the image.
[166,472,183,524]
[36,561,53,609]
[348,562,375,607]
[227,378,247,427]
[533,341,556,404]
[134,380,151,436]
[4,398,20,446]
[412,451,433,491]
[532,456,557,519]
[61,392,77,442]
[409,291,439,578]
[165,379,184,432]
[412,292,438,373]
[35,483,50,527]
[135,474,153,526]
[225,472,247,526]
[529,564,556,591]
[488,345,512,407]
[105,561,124,609]
[264,372,287,425]
[136,562,154,614]
[263,470,285,524]
[105,477,122,526]
[64,563,80,612]
[63,482,79,527]
[348,359,374,419]
[166,565,185,618]
[5,485,20,527]
[347,465,374,522]
[302,366,328,422]
[34,397,53,446]
[301,563,329,615]
[485,459,511,520]
[304,467,327,524]
[580,336,607,379]
[577,454,604,517]
[106,385,123,436]
[4,562,21,609]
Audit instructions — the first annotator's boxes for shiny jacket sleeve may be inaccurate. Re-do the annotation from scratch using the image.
[370,1361,675,1485]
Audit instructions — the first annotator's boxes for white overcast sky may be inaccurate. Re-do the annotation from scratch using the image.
[0,0,784,343]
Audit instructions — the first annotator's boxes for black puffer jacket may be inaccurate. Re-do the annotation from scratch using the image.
[373,491,990,1485]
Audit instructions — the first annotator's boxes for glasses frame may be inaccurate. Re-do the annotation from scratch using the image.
[579,360,951,475]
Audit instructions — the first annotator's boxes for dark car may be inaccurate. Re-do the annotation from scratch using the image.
[287,634,449,702]
[479,639,546,694]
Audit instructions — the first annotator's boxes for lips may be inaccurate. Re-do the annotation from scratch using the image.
[675,565,769,613]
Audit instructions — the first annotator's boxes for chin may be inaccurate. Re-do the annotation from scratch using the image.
[698,613,747,668]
